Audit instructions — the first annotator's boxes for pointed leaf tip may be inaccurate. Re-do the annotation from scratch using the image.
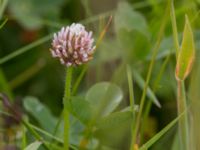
[175,15,195,81]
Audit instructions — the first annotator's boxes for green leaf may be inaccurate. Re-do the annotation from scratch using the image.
[119,30,151,61]
[8,0,65,29]
[23,96,57,133]
[95,111,132,129]
[96,39,121,63]
[24,141,42,150]
[114,2,150,61]
[94,111,132,149]
[115,2,148,35]
[86,82,123,117]
[175,15,195,81]
[67,97,93,125]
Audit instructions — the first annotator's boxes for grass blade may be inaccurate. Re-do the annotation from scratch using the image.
[30,124,63,144]
[0,0,8,19]
[0,34,52,65]
[139,112,184,150]
[72,65,88,95]
[0,18,7,29]
[132,0,170,146]
[132,69,161,108]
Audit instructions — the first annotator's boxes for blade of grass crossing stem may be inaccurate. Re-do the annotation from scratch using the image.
[132,70,161,108]
[139,112,185,150]
[22,120,50,150]
[127,65,136,150]
[170,0,179,58]
[141,54,171,142]
[132,1,170,146]
[152,53,171,91]
[30,124,63,144]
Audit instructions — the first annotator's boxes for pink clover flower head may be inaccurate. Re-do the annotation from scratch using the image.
[50,23,96,67]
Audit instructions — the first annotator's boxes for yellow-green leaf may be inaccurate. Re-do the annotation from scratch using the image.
[176,15,195,81]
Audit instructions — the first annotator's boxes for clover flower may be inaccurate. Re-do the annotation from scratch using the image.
[50,23,96,66]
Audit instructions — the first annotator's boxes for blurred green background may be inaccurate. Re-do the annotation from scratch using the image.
[0,0,200,149]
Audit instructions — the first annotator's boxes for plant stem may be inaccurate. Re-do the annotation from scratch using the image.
[22,120,50,150]
[21,125,27,149]
[72,65,88,95]
[132,1,169,146]
[170,0,179,58]
[177,80,189,150]
[63,67,73,150]
[126,65,136,150]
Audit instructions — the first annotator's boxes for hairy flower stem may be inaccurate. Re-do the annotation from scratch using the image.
[177,80,189,150]
[63,67,73,150]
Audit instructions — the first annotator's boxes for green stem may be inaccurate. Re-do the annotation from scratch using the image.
[132,1,169,146]
[63,67,73,150]
[22,120,50,150]
[127,65,136,150]
[177,80,189,150]
[72,65,87,95]
[170,0,179,58]
[21,125,27,149]
[170,2,189,149]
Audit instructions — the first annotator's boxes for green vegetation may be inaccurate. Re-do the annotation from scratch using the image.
[0,0,199,150]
